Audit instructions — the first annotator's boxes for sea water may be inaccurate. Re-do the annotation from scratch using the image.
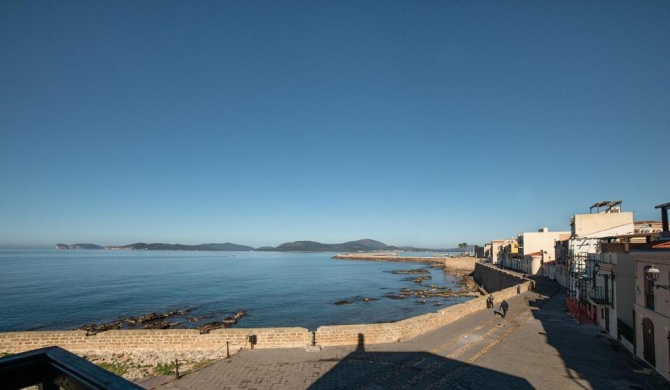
[0,249,469,331]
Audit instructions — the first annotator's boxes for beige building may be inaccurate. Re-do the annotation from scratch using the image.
[493,228,568,275]
[633,240,670,382]
[635,221,663,234]
[489,239,516,265]
[517,228,570,276]
[633,202,670,381]
[590,243,635,351]
[570,201,635,255]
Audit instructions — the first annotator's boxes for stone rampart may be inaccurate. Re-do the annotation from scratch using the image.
[0,327,312,355]
[473,262,527,293]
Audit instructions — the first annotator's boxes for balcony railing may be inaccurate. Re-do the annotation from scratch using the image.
[588,286,613,306]
[0,346,142,390]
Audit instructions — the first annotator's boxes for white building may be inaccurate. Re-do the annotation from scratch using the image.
[633,202,670,381]
[517,228,570,276]
[566,201,634,304]
[569,200,634,255]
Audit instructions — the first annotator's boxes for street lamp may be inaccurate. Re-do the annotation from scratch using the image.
[592,261,600,285]
[645,265,670,290]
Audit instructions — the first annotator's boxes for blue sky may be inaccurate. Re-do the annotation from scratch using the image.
[1,1,669,249]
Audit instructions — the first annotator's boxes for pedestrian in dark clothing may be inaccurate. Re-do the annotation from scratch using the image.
[499,300,509,318]
[517,284,521,295]
[486,295,492,309]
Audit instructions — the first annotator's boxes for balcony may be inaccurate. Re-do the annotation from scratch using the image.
[0,346,142,390]
[588,286,613,307]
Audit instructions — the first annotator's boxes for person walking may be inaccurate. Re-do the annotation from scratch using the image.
[517,284,521,295]
[488,294,494,310]
[486,295,492,309]
[499,299,509,318]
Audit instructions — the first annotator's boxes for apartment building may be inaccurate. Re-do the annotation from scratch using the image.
[633,202,670,381]
[566,201,634,307]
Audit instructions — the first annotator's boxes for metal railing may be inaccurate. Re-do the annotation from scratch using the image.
[0,346,143,390]
[617,319,635,347]
[588,286,613,306]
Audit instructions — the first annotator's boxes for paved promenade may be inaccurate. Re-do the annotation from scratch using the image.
[139,278,670,390]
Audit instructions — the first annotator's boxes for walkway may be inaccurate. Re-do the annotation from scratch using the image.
[138,278,670,389]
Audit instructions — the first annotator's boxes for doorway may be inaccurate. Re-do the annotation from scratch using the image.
[643,318,655,366]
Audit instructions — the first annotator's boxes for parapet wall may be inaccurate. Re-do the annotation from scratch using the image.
[0,285,528,356]
[0,327,311,356]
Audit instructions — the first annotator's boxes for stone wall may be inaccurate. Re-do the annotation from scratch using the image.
[473,262,526,293]
[1,270,529,355]
[279,283,524,347]
[0,327,311,355]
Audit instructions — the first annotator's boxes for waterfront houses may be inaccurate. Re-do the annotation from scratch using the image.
[482,200,670,382]
[491,228,569,276]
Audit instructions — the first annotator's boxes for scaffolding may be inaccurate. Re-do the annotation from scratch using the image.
[566,251,597,324]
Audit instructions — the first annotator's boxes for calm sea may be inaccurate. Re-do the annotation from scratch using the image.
[0,249,469,332]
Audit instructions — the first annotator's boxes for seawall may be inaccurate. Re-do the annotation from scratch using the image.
[0,261,529,356]
[472,262,527,293]
[333,254,444,264]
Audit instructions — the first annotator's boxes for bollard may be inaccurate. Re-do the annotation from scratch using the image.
[226,341,230,358]
[175,359,179,379]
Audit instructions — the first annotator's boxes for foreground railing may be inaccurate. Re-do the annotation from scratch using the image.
[0,346,142,390]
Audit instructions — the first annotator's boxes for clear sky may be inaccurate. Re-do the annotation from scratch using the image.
[1,1,669,249]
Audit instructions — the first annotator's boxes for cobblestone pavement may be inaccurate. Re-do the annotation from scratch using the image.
[140,278,670,390]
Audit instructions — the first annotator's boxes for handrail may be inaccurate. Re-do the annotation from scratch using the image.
[0,346,143,390]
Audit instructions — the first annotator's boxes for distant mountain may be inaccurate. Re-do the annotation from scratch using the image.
[108,242,255,251]
[261,238,402,252]
[272,241,335,252]
[54,239,453,253]
[56,243,104,250]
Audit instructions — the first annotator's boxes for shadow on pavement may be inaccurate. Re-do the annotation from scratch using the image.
[527,276,670,390]
[307,333,532,390]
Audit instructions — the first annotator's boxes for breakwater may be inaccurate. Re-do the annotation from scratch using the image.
[333,254,445,264]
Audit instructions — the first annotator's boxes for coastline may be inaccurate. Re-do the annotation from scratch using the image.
[1,255,485,381]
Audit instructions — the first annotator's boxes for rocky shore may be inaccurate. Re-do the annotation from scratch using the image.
[335,254,480,291]
[331,256,481,309]
[78,255,481,381]
[78,310,247,334]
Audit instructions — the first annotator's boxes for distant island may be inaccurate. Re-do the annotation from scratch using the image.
[56,243,105,250]
[56,239,458,253]
[107,242,255,251]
